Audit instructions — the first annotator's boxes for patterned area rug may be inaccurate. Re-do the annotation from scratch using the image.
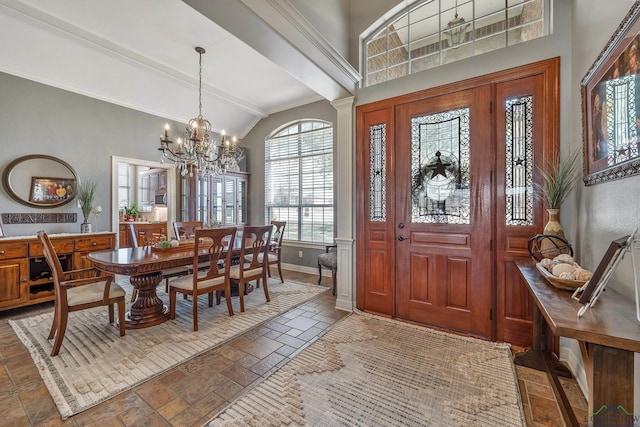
[206,312,526,427]
[9,279,326,420]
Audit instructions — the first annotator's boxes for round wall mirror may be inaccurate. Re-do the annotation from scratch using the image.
[2,155,79,208]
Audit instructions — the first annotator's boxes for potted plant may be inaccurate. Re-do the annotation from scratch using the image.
[125,202,138,221]
[535,148,581,238]
[77,179,97,233]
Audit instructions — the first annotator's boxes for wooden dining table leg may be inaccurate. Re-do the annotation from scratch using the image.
[126,271,170,328]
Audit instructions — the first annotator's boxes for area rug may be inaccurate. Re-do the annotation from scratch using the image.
[205,311,526,427]
[9,279,326,420]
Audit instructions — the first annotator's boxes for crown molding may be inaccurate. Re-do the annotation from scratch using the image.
[234,0,361,97]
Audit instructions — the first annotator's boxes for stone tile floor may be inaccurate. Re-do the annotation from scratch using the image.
[0,269,586,426]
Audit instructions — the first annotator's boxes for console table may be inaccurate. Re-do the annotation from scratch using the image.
[514,259,640,427]
[0,232,116,311]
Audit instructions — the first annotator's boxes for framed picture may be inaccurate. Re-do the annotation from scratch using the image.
[582,2,640,185]
[29,177,77,204]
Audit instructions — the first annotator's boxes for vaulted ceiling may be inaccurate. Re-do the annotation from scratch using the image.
[0,0,360,138]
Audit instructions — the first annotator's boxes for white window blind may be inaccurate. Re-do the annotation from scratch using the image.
[265,120,334,243]
[118,163,131,210]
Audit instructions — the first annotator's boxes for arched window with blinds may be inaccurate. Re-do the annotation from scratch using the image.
[265,120,334,243]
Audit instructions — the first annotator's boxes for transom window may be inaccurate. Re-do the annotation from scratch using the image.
[265,120,334,243]
[363,0,548,87]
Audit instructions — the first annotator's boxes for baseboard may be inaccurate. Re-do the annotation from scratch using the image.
[280,263,319,275]
[559,343,588,399]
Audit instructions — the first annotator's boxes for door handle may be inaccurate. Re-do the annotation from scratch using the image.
[398,236,405,241]
[398,223,404,229]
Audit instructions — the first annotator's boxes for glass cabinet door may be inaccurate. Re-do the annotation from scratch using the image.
[196,176,208,223]
[211,177,223,225]
[182,172,247,225]
[237,178,246,224]
[224,178,236,224]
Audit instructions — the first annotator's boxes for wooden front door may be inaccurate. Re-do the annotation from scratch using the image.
[394,86,493,338]
[356,58,559,345]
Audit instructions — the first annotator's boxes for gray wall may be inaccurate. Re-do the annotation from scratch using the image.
[242,99,337,269]
[0,72,181,236]
[571,0,640,405]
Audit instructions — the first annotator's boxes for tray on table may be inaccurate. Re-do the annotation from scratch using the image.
[151,240,195,253]
[535,262,587,291]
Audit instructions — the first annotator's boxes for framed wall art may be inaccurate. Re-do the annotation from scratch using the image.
[29,177,76,205]
[582,2,640,185]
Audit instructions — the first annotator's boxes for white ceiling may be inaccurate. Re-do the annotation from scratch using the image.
[0,0,358,138]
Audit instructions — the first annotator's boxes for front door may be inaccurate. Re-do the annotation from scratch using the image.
[355,58,559,345]
[394,86,493,338]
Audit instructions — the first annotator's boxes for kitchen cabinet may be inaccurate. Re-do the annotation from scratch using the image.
[139,169,167,208]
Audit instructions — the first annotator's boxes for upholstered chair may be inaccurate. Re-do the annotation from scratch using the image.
[37,230,126,356]
[318,245,337,295]
[231,225,272,312]
[168,227,237,331]
[245,221,286,283]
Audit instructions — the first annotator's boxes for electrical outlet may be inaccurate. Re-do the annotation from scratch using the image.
[298,250,303,258]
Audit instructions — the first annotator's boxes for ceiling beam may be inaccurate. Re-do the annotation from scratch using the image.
[183,0,360,101]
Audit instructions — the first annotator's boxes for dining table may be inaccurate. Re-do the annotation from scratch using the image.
[88,238,244,329]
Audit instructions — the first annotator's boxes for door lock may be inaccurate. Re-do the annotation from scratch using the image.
[398,223,405,229]
[398,236,405,241]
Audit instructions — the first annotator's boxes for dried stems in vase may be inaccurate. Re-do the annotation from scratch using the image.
[535,149,581,210]
[77,180,97,224]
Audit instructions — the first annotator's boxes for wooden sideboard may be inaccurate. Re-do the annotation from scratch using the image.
[514,259,640,427]
[0,232,115,311]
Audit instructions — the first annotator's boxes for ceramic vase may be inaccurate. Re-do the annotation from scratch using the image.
[539,208,565,258]
[543,208,564,238]
[80,222,92,233]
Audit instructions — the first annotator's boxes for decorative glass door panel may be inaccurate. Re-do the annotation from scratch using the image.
[505,96,534,226]
[369,123,387,222]
[410,108,470,224]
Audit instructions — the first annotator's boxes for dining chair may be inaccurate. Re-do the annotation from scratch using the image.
[173,221,203,240]
[37,230,126,356]
[231,225,272,312]
[168,227,237,331]
[128,222,167,246]
[267,221,286,282]
[318,245,337,295]
[128,223,189,301]
[244,221,286,284]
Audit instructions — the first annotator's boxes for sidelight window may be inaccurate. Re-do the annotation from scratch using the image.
[505,95,534,226]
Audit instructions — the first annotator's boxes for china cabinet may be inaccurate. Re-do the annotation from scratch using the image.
[181,171,247,226]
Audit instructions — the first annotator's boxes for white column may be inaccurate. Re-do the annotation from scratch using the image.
[331,96,355,312]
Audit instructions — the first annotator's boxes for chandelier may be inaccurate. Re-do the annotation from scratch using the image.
[158,46,245,177]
